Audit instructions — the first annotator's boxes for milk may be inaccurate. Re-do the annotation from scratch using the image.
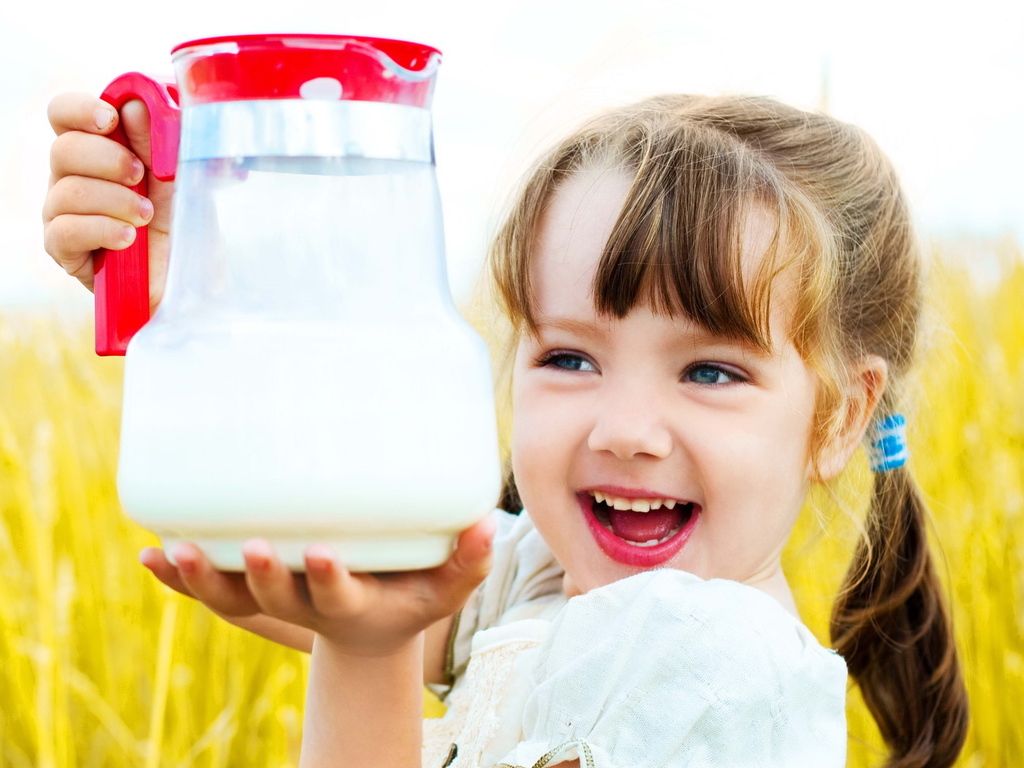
[119,321,501,570]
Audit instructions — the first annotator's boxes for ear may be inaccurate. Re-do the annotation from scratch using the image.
[815,355,888,481]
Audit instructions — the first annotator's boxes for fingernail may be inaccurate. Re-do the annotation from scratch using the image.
[305,544,335,560]
[479,515,497,550]
[306,557,332,576]
[139,197,154,220]
[121,226,136,246]
[305,544,336,574]
[245,552,270,571]
[242,539,273,571]
[172,545,196,573]
[130,158,145,184]
[94,106,115,131]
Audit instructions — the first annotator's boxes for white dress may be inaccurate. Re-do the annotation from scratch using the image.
[422,510,848,768]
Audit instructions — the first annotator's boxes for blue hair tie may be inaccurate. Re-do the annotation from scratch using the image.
[868,414,908,472]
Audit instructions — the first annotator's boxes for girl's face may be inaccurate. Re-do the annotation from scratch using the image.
[511,169,826,601]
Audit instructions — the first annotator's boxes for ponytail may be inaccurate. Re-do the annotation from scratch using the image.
[830,467,968,768]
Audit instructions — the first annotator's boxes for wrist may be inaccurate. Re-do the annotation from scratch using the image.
[315,630,424,664]
[316,629,425,661]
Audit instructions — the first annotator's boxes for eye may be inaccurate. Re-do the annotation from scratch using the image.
[684,363,743,386]
[538,351,597,373]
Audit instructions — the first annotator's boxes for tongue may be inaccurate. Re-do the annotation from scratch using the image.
[609,507,684,542]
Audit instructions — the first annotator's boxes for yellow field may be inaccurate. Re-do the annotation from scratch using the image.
[1,241,1021,767]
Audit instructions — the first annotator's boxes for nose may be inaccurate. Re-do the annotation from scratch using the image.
[587,393,673,460]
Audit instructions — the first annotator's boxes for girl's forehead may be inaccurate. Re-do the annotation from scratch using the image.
[534,169,634,270]
[531,169,632,315]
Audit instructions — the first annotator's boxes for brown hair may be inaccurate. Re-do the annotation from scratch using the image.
[486,94,968,767]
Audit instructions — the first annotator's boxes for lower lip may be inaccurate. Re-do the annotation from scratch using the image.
[578,494,699,568]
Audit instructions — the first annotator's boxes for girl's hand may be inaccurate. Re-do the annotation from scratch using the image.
[43,92,173,310]
[143,517,495,658]
[245,517,494,656]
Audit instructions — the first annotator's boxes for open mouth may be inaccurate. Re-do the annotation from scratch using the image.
[581,490,699,566]
[590,492,694,546]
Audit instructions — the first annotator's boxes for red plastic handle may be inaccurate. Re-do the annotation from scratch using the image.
[95,73,180,356]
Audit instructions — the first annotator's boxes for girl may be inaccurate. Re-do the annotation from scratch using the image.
[44,92,968,767]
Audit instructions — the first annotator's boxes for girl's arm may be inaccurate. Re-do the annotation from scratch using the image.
[249,530,492,767]
[150,520,494,767]
[302,634,425,768]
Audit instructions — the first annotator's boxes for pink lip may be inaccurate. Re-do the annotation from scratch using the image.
[577,492,699,568]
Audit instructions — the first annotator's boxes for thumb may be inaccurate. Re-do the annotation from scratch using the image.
[424,515,496,613]
[118,98,154,168]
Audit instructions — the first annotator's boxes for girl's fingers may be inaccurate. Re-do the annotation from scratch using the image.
[139,547,196,599]
[43,213,136,286]
[161,520,497,648]
[171,542,262,618]
[47,94,154,169]
[302,517,494,624]
[50,130,144,188]
[241,539,311,623]
[417,516,496,616]
[117,98,155,169]
[44,175,153,228]
[47,92,119,137]
[303,545,369,619]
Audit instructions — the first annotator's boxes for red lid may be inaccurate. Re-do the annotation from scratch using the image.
[170,34,441,108]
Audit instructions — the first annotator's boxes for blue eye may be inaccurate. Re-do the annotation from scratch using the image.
[685,364,739,385]
[540,353,597,372]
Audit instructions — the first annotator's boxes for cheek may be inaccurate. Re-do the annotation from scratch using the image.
[770,367,820,473]
[768,407,814,463]
[510,402,559,496]
[510,380,585,502]
[510,381,540,495]
[761,406,816,524]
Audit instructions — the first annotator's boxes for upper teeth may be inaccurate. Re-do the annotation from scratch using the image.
[590,491,677,513]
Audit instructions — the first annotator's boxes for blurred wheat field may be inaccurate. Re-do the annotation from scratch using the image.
[1,243,1022,767]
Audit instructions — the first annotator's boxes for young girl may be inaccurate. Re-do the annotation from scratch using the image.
[44,92,968,767]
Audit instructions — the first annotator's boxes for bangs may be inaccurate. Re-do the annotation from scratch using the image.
[593,128,792,353]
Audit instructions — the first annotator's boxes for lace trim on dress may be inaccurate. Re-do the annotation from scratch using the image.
[423,637,542,768]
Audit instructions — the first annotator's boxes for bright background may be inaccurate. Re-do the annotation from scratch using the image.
[1,1,1022,766]
[1,0,1022,306]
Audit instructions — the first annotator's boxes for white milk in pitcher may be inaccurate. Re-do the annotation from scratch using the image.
[117,320,502,571]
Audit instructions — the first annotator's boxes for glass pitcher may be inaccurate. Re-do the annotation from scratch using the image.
[96,34,501,571]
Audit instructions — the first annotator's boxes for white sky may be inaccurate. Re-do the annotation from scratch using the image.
[1,0,1021,309]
